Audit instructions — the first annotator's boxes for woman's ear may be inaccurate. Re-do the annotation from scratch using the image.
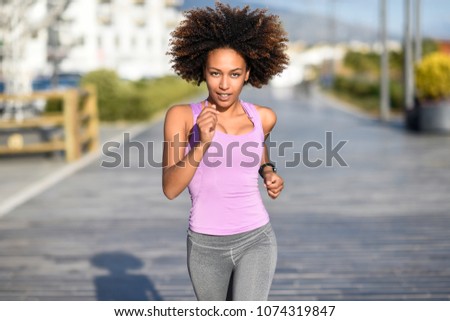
[245,67,250,82]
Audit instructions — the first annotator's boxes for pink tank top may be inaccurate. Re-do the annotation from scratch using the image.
[185,100,270,235]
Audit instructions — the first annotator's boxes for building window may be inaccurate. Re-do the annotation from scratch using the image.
[77,36,85,46]
[115,35,120,49]
[98,15,112,25]
[135,18,146,28]
[165,0,182,7]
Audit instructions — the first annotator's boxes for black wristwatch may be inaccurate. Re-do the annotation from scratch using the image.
[258,162,277,178]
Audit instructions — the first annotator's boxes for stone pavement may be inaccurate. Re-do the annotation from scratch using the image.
[0,122,153,216]
[0,86,449,300]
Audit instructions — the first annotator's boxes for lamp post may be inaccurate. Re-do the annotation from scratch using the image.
[403,0,414,112]
[380,0,390,121]
[324,0,336,88]
[414,0,422,62]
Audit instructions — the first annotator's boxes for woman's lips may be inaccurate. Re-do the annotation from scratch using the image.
[217,93,231,101]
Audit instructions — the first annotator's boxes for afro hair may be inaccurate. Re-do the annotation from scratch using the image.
[167,2,289,88]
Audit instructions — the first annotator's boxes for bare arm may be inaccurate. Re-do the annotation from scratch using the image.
[162,104,218,199]
[257,106,284,199]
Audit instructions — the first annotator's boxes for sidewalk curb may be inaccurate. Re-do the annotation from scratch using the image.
[0,114,164,218]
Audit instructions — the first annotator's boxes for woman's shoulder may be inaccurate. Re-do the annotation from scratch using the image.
[164,103,194,123]
[165,103,193,117]
[253,104,276,119]
[252,103,277,134]
[164,104,194,136]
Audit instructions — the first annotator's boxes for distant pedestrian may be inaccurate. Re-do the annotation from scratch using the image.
[163,2,289,301]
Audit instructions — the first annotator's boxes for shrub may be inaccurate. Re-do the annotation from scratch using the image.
[389,81,403,110]
[80,71,204,122]
[415,52,450,100]
[333,75,403,112]
[44,97,64,113]
[343,51,379,74]
[333,76,378,98]
[80,69,129,121]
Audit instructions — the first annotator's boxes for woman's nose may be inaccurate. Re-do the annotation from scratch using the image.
[219,76,229,90]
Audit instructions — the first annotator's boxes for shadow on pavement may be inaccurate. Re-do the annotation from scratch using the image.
[91,251,162,301]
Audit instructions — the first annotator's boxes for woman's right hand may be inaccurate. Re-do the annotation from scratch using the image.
[196,103,219,144]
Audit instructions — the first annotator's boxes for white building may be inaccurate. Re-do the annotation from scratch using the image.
[0,0,184,87]
[59,0,183,80]
[0,0,54,93]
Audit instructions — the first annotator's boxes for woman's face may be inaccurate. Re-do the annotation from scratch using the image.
[204,47,250,108]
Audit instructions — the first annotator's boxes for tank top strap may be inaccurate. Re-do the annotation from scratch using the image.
[241,100,264,138]
[190,102,203,122]
[186,102,203,153]
[241,100,258,122]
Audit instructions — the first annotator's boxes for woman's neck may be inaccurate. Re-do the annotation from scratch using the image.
[205,98,242,118]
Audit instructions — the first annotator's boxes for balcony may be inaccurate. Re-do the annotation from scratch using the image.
[98,15,112,26]
[165,0,183,8]
[135,18,146,28]
[97,3,113,26]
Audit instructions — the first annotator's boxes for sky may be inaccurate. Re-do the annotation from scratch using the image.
[244,0,450,39]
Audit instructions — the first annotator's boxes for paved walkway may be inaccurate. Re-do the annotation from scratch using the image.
[1,87,449,300]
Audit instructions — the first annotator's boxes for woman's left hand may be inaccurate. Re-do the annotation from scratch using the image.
[263,172,284,199]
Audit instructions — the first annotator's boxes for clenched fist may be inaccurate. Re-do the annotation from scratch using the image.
[263,171,284,199]
[197,103,219,144]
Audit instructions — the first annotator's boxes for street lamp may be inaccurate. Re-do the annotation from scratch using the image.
[414,0,422,63]
[404,0,414,112]
[404,0,422,131]
[380,0,390,121]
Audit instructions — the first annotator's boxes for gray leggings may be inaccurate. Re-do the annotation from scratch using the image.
[187,223,277,301]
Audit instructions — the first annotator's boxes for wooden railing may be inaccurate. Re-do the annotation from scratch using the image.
[0,86,99,162]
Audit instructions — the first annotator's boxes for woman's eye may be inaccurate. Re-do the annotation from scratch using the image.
[231,73,241,78]
[210,72,220,77]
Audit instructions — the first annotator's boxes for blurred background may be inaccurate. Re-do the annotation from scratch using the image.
[1,0,450,301]
[1,0,449,122]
